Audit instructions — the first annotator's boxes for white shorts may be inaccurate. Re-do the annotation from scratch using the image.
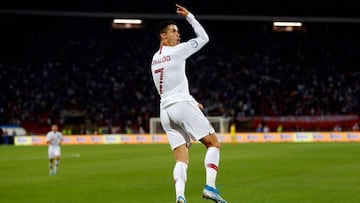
[48,145,61,159]
[160,100,215,150]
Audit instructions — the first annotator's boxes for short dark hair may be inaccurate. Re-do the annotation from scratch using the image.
[158,20,177,35]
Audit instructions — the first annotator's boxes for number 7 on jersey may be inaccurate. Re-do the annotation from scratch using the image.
[154,67,164,95]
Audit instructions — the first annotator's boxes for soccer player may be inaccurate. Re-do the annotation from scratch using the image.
[46,124,64,175]
[151,4,227,203]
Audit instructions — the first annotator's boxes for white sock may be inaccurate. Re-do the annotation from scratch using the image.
[204,147,220,188]
[173,161,188,198]
[55,160,60,168]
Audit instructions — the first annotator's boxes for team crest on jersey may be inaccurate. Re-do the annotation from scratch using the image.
[190,40,198,48]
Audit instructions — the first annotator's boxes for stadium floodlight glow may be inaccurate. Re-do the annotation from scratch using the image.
[273,22,302,27]
[112,18,143,29]
[113,19,142,24]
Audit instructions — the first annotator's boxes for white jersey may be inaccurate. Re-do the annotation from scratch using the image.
[151,13,209,109]
[46,131,63,146]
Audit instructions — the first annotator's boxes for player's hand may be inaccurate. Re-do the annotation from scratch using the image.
[198,103,209,117]
[176,4,189,17]
[198,103,204,111]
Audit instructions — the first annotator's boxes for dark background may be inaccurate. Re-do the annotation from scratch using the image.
[1,0,359,18]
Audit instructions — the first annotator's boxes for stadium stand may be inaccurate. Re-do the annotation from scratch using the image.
[0,15,359,134]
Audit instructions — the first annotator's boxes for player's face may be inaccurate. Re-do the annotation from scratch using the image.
[164,24,180,46]
[52,125,58,132]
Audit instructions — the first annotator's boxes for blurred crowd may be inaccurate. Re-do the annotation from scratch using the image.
[0,17,359,133]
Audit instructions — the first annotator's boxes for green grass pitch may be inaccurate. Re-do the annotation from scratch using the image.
[1,142,360,203]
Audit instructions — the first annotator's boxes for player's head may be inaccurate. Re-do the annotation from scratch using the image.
[51,124,58,132]
[158,20,180,46]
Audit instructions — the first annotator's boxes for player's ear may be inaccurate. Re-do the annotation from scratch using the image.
[160,32,167,40]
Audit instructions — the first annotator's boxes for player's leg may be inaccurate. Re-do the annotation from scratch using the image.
[160,106,189,203]
[49,158,54,175]
[173,144,188,203]
[48,147,55,175]
[200,134,220,188]
[54,156,60,174]
[200,134,227,203]
[54,147,61,174]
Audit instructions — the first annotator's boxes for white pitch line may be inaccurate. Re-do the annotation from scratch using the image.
[66,153,81,158]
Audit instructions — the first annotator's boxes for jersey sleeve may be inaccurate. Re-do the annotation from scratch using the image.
[177,12,209,59]
[45,132,51,142]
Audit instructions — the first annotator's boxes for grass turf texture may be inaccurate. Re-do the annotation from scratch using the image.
[0,142,359,203]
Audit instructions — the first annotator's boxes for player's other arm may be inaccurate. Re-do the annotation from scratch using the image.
[45,133,52,144]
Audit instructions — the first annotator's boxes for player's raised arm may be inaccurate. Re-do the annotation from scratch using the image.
[175,4,209,58]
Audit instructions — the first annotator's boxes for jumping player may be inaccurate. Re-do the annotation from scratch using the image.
[150,4,227,203]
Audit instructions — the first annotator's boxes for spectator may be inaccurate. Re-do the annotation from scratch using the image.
[256,123,263,132]
[3,130,9,145]
[333,124,342,132]
[352,123,359,131]
[263,124,270,133]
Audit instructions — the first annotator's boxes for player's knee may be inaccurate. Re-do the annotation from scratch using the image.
[201,134,220,149]
[210,142,221,149]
